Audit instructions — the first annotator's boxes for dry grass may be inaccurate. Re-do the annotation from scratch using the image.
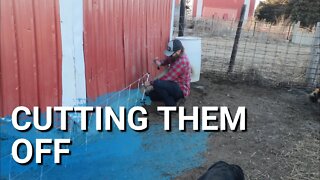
[200,36,312,86]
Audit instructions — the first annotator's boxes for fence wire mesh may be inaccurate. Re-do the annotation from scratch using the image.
[174,17,320,88]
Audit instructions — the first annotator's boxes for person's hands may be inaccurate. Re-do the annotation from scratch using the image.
[144,80,151,87]
[153,57,161,67]
[144,80,153,92]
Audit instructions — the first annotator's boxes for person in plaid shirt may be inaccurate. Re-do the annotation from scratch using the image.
[145,39,191,106]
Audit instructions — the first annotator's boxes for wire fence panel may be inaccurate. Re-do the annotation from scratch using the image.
[174,18,320,88]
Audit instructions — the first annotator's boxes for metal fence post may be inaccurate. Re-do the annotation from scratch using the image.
[306,22,320,87]
[228,4,246,73]
[178,0,186,37]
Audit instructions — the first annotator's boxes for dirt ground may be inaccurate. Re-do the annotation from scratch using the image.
[149,72,320,180]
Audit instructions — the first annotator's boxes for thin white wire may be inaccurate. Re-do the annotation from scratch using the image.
[11,163,35,180]
[66,73,151,146]
[0,153,12,161]
[36,165,55,180]
[40,165,43,180]
[126,84,132,109]
[135,78,142,106]
[6,73,152,180]
[9,153,12,180]
[105,73,149,104]
[116,92,121,110]
[140,73,150,103]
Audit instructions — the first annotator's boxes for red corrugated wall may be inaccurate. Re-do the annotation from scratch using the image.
[203,0,243,19]
[248,0,255,19]
[0,0,172,116]
[83,0,172,99]
[193,0,198,17]
[199,0,255,20]
[0,0,62,116]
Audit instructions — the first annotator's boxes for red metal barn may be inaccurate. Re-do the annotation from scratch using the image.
[83,0,172,99]
[0,0,172,116]
[0,0,62,117]
[193,0,256,20]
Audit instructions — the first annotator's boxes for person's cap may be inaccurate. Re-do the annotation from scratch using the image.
[164,39,184,56]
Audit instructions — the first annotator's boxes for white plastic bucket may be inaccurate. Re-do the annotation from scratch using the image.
[176,36,202,82]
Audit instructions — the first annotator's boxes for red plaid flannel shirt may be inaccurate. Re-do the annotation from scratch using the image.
[159,53,191,97]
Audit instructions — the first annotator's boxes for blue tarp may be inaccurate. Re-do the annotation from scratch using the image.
[0,89,208,180]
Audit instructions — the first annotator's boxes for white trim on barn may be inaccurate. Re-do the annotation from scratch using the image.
[244,0,250,20]
[196,0,203,18]
[59,0,87,106]
[170,0,175,40]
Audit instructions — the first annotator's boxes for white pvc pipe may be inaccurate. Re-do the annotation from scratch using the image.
[196,0,203,18]
[169,0,175,40]
[244,0,250,20]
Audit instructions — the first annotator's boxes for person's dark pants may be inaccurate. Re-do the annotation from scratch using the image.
[146,80,184,106]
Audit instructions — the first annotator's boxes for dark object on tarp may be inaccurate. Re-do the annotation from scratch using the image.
[198,161,244,180]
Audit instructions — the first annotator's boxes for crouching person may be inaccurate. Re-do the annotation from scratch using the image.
[145,39,191,107]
